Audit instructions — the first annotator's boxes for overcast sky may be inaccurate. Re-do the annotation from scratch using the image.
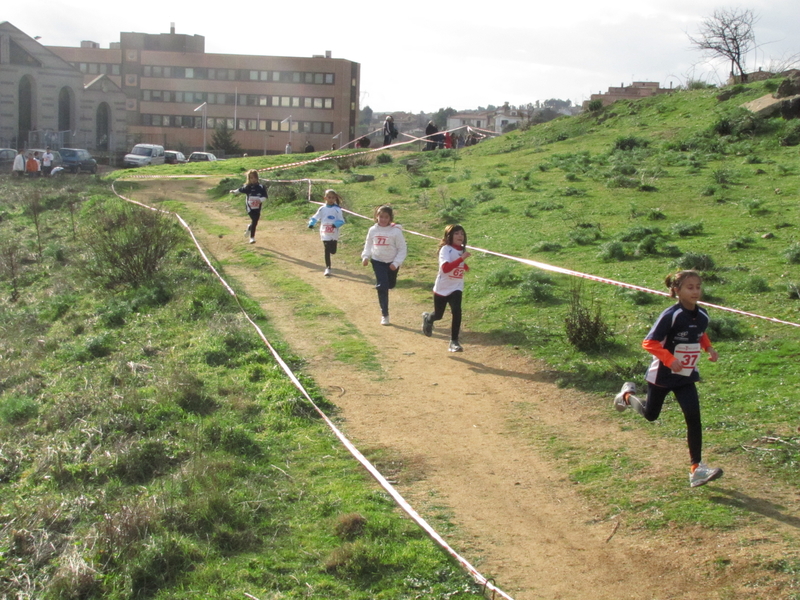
[5,0,798,113]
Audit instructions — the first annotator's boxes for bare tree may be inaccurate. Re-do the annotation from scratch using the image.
[689,8,758,83]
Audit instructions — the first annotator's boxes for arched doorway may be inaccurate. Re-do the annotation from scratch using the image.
[18,76,35,146]
[58,87,73,133]
[96,103,110,150]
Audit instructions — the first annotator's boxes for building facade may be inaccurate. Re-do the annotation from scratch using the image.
[0,21,127,152]
[48,25,360,155]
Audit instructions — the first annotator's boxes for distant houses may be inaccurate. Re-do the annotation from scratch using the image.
[583,81,674,109]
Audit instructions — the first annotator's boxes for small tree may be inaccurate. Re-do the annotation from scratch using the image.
[210,122,242,157]
[689,8,758,83]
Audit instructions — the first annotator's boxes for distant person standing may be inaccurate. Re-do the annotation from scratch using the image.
[25,152,40,177]
[383,115,397,146]
[12,149,25,177]
[41,147,54,176]
[425,120,438,151]
[304,140,315,153]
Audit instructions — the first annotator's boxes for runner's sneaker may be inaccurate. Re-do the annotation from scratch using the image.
[614,381,637,412]
[244,226,250,238]
[381,315,390,326]
[324,267,332,277]
[249,238,256,244]
[448,341,463,352]
[690,463,723,488]
[421,312,433,337]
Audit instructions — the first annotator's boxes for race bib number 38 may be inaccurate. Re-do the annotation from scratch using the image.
[673,343,701,376]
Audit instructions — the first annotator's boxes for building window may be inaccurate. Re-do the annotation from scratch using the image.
[237,119,246,130]
[79,63,88,73]
[281,96,290,107]
[142,90,151,101]
[258,96,268,106]
[185,68,194,79]
[324,98,333,109]
[313,98,323,109]
[260,71,268,81]
[314,73,323,84]
[325,74,334,84]
[112,65,120,75]
[143,65,151,77]
[153,66,162,77]
[163,91,171,102]
[99,64,107,74]
[250,70,259,81]
[247,119,258,131]
[304,72,313,84]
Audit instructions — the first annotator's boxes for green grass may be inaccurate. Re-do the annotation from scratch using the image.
[0,177,484,599]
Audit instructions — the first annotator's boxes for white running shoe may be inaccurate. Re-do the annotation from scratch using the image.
[614,382,636,412]
[380,315,390,326]
[324,267,332,277]
[244,226,250,238]
[249,238,256,244]
[690,463,723,488]
[448,341,463,352]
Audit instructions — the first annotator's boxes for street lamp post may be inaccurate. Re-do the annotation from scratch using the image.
[194,102,208,152]
[281,115,293,153]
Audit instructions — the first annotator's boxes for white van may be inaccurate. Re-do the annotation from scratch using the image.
[123,144,165,168]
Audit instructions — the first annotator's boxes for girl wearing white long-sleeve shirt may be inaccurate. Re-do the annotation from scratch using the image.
[361,205,407,325]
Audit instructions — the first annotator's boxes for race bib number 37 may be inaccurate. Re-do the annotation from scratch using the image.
[673,343,701,376]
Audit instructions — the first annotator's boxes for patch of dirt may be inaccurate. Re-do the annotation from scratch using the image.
[131,179,799,600]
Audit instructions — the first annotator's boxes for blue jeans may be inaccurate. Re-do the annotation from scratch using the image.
[370,259,398,316]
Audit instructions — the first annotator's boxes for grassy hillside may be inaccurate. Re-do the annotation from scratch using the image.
[190,76,800,491]
[0,180,485,598]
[5,75,800,597]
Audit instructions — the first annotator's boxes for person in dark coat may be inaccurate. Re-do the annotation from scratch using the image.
[425,121,438,151]
[383,116,398,146]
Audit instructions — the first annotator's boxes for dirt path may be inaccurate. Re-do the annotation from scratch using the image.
[132,179,799,600]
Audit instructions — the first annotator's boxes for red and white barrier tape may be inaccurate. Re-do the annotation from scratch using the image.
[110,181,516,600]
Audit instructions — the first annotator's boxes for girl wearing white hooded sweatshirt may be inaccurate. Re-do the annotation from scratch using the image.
[361,205,407,325]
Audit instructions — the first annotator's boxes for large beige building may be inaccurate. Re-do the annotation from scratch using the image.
[0,21,127,152]
[47,24,360,155]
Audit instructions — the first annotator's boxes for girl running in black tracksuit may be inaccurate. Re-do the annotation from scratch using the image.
[614,270,722,488]
[231,169,268,244]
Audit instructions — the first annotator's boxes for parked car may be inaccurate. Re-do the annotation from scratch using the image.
[123,143,165,168]
[188,152,217,162]
[60,148,98,174]
[0,148,17,173]
[164,150,187,164]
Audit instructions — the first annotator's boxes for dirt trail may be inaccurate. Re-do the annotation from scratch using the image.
[133,179,799,600]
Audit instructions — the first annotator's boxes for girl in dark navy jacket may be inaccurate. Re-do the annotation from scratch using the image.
[614,270,722,488]
[230,169,268,244]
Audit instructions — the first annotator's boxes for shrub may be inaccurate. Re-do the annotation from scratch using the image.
[518,271,556,302]
[647,208,666,221]
[376,153,393,164]
[438,197,473,223]
[635,234,663,257]
[474,190,495,203]
[673,252,716,271]
[415,176,433,188]
[568,226,601,246]
[784,243,800,264]
[727,236,755,251]
[484,266,523,287]
[557,186,587,197]
[531,241,563,253]
[744,276,770,293]
[701,186,717,197]
[786,283,800,299]
[587,99,603,111]
[564,286,613,352]
[598,241,633,262]
[743,198,768,216]
[0,395,38,424]
[482,205,510,214]
[387,186,401,194]
[80,200,183,288]
[711,168,736,185]
[671,221,704,237]
[707,316,747,340]
[613,136,649,151]
[617,226,661,242]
